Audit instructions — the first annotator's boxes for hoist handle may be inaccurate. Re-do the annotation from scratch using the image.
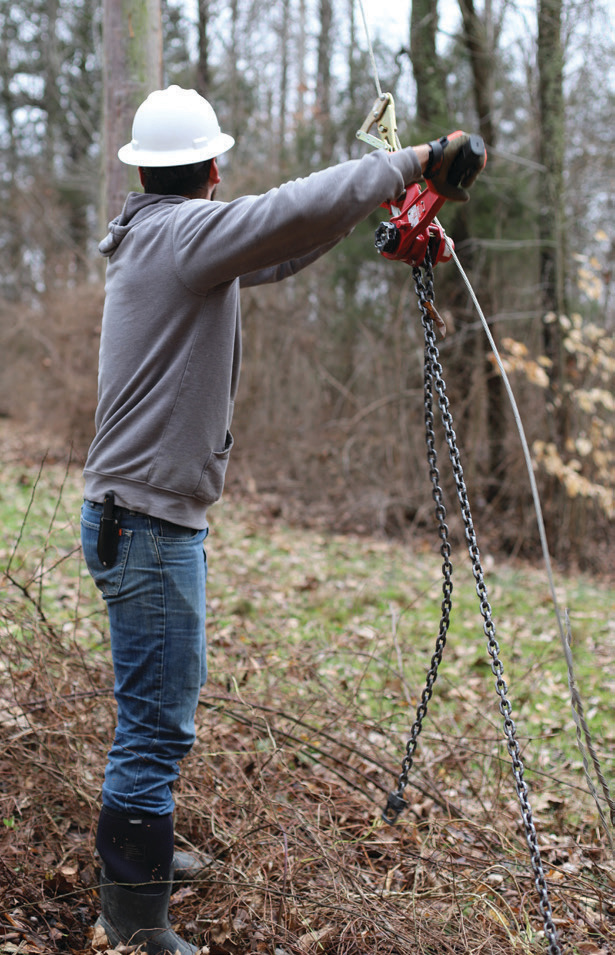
[447,134,486,190]
[424,131,487,202]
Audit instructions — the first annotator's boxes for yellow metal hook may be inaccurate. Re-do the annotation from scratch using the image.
[356,92,401,152]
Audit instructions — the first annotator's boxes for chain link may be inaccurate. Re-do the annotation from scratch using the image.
[382,255,562,955]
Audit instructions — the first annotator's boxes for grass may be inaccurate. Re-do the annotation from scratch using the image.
[205,497,614,772]
[0,449,614,954]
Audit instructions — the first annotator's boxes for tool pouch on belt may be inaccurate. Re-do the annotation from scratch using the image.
[97,491,120,568]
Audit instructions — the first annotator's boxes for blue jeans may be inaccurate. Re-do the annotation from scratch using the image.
[80,500,208,816]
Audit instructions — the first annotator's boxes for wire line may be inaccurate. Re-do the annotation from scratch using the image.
[356,0,383,97]
[443,230,615,853]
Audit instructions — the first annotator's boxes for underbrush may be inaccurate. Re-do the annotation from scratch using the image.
[0,452,614,954]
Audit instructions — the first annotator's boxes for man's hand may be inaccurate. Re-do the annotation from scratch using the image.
[422,131,486,202]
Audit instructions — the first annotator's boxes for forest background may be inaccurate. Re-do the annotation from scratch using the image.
[0,0,614,567]
[1,2,615,953]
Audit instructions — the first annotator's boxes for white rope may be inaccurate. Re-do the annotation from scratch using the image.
[356,0,383,98]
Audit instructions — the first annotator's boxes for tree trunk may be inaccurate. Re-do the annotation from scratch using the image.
[294,0,310,165]
[196,0,211,95]
[42,0,61,291]
[278,0,290,171]
[102,0,162,226]
[410,0,448,132]
[458,0,495,147]
[537,0,573,556]
[0,29,21,300]
[316,0,335,163]
[457,0,505,501]
[297,0,307,124]
[228,0,241,142]
[537,0,567,420]
[42,0,60,172]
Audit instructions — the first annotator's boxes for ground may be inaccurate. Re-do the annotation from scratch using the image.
[0,420,613,954]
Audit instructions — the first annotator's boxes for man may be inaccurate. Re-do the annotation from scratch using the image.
[81,85,483,953]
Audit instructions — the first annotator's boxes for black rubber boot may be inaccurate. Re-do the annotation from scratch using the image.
[96,808,175,894]
[95,869,198,954]
[172,847,213,885]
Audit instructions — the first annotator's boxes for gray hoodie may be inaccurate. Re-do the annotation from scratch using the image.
[84,147,422,528]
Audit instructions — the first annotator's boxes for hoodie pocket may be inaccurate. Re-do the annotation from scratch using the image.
[148,429,234,505]
[194,430,234,503]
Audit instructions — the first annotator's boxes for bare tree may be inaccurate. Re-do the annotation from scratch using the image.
[410,0,448,131]
[458,0,497,148]
[297,0,308,124]
[316,0,335,162]
[456,0,508,500]
[0,11,21,301]
[196,0,212,95]
[537,0,567,412]
[278,0,291,170]
[102,0,163,225]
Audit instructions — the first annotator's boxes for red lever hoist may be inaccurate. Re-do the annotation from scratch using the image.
[357,92,486,273]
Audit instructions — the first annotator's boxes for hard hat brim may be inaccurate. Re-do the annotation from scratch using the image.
[118,132,235,167]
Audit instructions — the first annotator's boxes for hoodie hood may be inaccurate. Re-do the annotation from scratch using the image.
[99,192,186,257]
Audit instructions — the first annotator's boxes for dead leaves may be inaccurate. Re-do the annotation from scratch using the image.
[1,458,614,954]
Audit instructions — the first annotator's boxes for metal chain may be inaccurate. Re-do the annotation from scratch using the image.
[383,255,562,955]
[381,264,454,825]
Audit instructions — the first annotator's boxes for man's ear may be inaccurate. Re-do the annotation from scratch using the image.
[210,158,221,186]
[138,167,145,187]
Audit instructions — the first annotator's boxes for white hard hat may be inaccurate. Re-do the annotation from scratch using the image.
[118,85,235,167]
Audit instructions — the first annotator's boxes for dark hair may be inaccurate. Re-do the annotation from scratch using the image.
[140,159,213,197]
